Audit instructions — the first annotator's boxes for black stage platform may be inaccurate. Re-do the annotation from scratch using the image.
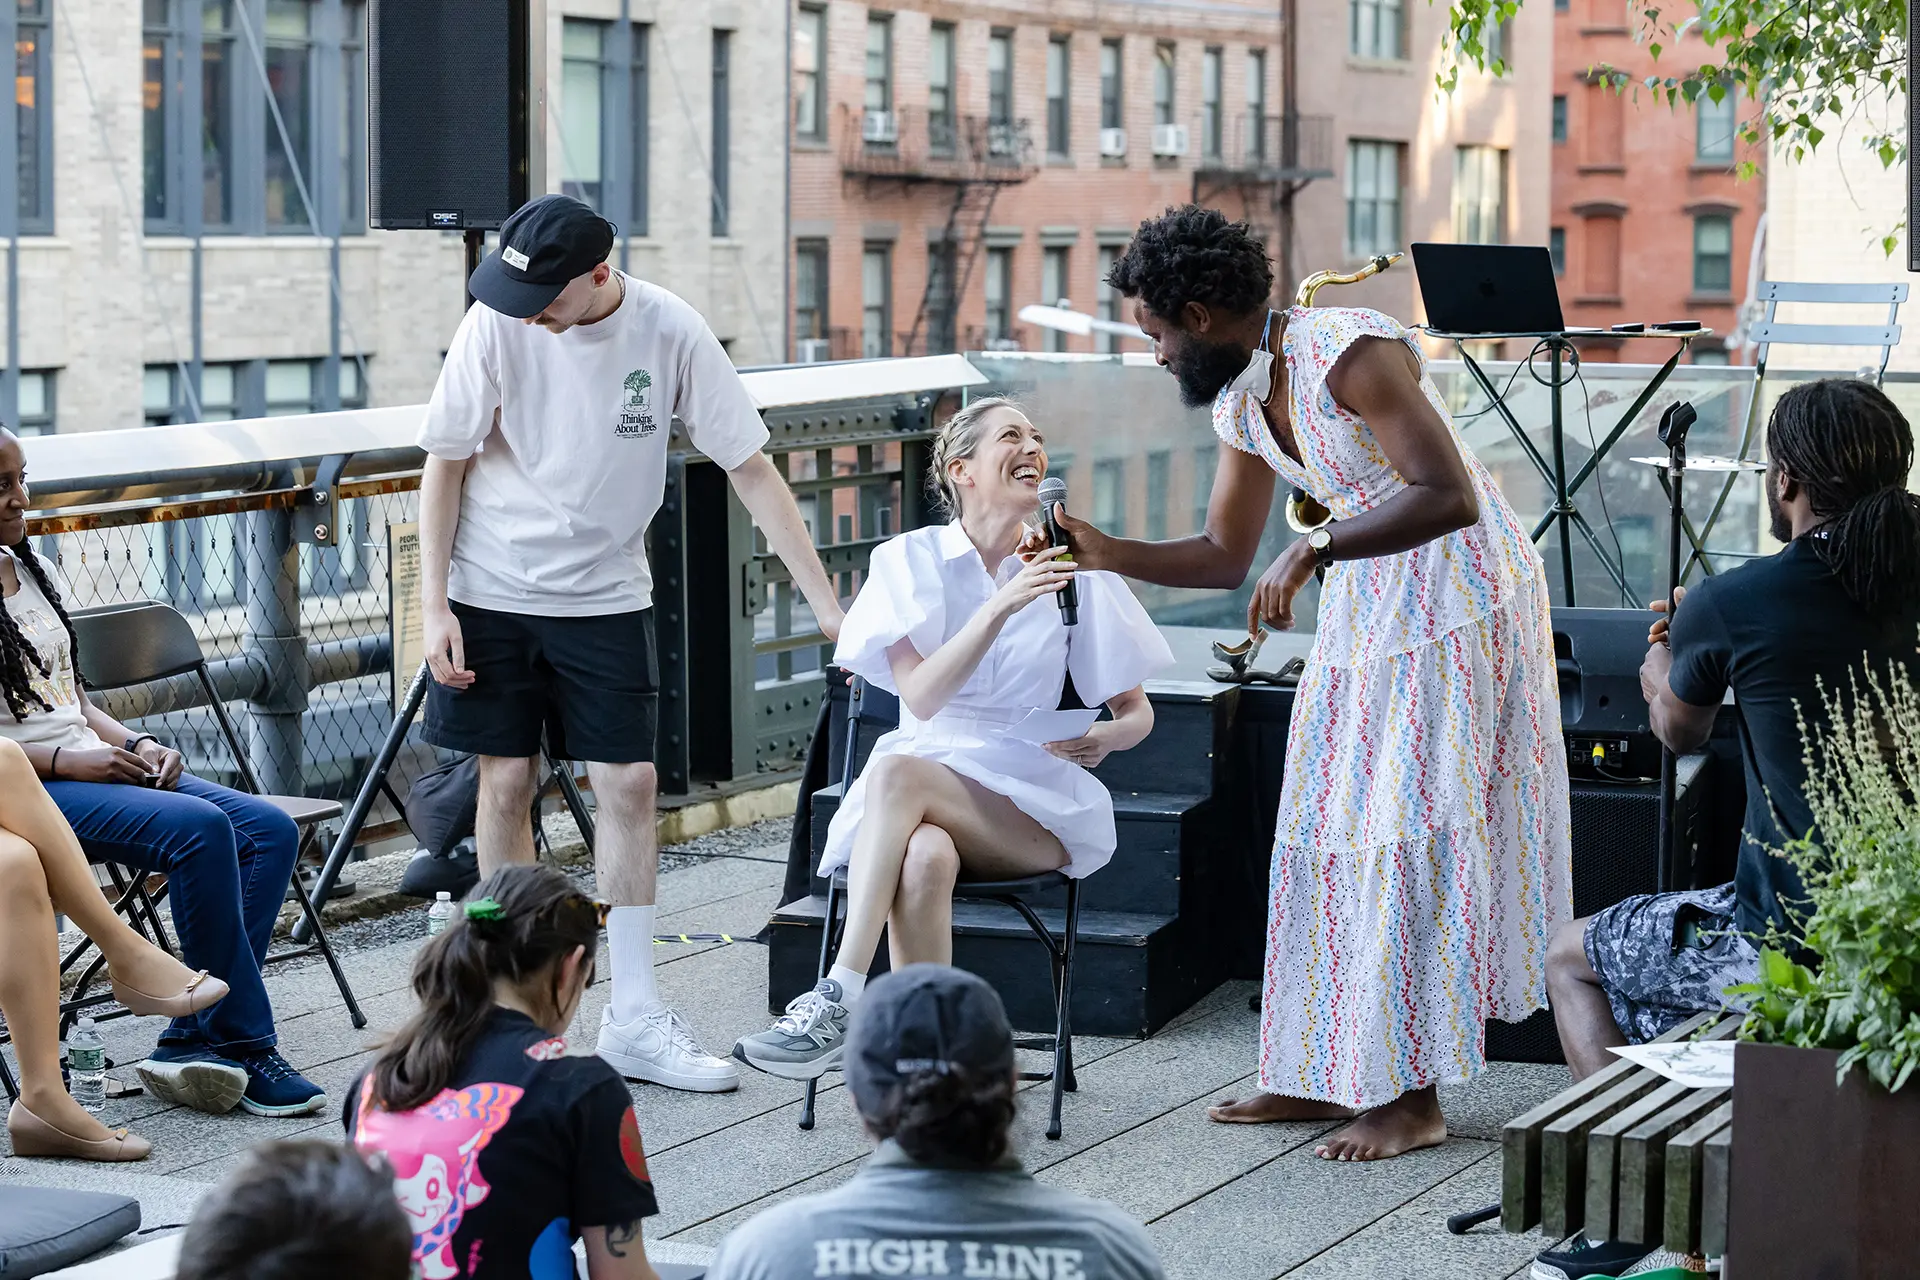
[769,624,1742,1058]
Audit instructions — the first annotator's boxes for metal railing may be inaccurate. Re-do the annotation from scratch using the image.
[26,358,987,844]
[839,104,1039,185]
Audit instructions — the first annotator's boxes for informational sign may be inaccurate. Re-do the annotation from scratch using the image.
[388,521,423,715]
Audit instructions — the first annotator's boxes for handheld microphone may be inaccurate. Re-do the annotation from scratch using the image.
[1036,477,1079,626]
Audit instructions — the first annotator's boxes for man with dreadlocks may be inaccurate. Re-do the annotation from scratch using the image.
[0,429,324,1119]
[1549,377,1920,1077]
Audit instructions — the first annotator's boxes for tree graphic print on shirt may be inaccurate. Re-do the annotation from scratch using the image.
[617,369,658,440]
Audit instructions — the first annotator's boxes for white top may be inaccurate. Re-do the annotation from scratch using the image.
[419,273,771,616]
[0,549,103,752]
[820,522,1174,881]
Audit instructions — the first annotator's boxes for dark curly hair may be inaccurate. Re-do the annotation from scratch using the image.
[1105,205,1275,324]
[1765,378,1920,620]
[861,1064,1017,1168]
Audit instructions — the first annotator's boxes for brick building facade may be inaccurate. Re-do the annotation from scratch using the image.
[787,0,1551,362]
[1550,0,1763,364]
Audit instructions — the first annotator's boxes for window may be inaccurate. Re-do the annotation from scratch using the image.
[1145,452,1170,542]
[1345,140,1402,258]
[984,247,1012,345]
[1483,14,1511,65]
[1046,36,1070,157]
[629,25,650,237]
[1350,0,1404,59]
[340,2,367,232]
[1551,95,1567,143]
[1583,216,1621,296]
[1550,226,1566,275]
[16,0,50,231]
[864,16,892,119]
[862,244,891,358]
[1096,245,1120,353]
[1585,83,1623,166]
[561,20,607,208]
[795,5,825,140]
[1092,459,1126,534]
[711,30,730,237]
[1042,247,1069,352]
[143,1,171,225]
[13,371,54,436]
[988,31,1012,127]
[1452,146,1506,244]
[794,241,828,353]
[1246,49,1267,161]
[928,23,955,153]
[266,360,318,416]
[260,0,314,230]
[1100,39,1123,132]
[1193,444,1217,533]
[144,362,243,608]
[1692,215,1733,293]
[1201,48,1222,158]
[1152,42,1174,127]
[1555,0,1569,9]
[1696,87,1737,163]
[927,240,956,355]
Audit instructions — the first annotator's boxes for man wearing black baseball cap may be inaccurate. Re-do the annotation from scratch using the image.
[417,194,845,1095]
[705,965,1167,1279]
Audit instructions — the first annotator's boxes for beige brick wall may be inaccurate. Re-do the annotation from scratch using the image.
[6,0,786,436]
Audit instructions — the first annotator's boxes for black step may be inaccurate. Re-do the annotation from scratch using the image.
[807,786,1212,915]
[767,894,1209,1038]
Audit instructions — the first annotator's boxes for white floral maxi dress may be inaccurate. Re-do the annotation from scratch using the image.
[1217,307,1573,1110]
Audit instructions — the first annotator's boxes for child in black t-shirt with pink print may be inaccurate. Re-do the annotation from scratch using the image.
[346,865,661,1280]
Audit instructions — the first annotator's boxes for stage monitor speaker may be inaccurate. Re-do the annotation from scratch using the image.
[368,0,544,230]
[1486,754,1713,1064]
[1553,606,1662,778]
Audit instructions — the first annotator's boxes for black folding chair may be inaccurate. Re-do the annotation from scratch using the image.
[64,601,366,1030]
[798,676,1081,1140]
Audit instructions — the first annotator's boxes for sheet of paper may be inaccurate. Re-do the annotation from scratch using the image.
[1607,1040,1736,1088]
[1008,708,1101,745]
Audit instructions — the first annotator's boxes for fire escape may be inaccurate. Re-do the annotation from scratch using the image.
[841,104,1039,355]
[1192,111,1336,232]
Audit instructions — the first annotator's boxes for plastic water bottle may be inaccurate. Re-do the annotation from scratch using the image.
[427,891,455,937]
[68,1018,107,1113]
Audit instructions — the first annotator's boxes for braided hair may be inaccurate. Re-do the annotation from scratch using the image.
[1765,378,1920,620]
[0,535,80,722]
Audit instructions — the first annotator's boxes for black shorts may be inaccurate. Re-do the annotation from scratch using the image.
[423,601,659,764]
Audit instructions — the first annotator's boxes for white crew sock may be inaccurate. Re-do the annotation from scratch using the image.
[826,964,867,1006]
[607,905,660,1023]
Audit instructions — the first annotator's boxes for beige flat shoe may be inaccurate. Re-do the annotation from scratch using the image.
[6,1100,152,1162]
[111,968,229,1019]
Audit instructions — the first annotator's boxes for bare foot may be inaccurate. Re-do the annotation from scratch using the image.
[1208,1092,1357,1124]
[1313,1087,1447,1161]
[19,1083,121,1145]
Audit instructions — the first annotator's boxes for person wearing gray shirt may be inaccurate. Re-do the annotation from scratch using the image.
[707,966,1164,1280]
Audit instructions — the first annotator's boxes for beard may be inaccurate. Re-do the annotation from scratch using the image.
[1170,336,1256,408]
[1766,472,1793,542]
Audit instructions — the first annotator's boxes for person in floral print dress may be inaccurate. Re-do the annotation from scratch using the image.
[1036,207,1572,1160]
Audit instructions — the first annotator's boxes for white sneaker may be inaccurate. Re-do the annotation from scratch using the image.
[597,1003,739,1093]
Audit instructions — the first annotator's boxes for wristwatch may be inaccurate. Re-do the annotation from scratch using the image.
[1306,524,1335,569]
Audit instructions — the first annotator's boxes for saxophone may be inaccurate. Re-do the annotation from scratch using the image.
[1283,252,1404,532]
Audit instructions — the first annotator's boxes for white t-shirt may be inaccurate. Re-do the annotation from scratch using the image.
[0,549,104,752]
[419,273,770,616]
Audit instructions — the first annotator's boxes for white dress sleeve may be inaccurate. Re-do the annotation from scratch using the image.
[1068,571,1174,706]
[831,533,946,694]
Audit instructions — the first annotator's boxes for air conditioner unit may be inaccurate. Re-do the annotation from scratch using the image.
[862,111,897,144]
[1099,128,1128,158]
[1151,124,1189,157]
[795,338,833,363]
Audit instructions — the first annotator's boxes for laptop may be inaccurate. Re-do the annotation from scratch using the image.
[1412,243,1567,336]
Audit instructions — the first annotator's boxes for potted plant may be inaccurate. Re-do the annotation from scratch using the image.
[1726,657,1920,1277]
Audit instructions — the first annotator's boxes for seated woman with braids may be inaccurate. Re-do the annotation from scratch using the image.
[1,737,230,1161]
[347,865,663,1280]
[0,428,322,1118]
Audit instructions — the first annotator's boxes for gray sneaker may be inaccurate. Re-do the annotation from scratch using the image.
[732,979,851,1080]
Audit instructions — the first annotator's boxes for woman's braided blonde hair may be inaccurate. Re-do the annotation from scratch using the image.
[928,396,1025,518]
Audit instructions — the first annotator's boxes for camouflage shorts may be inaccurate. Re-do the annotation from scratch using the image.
[1583,882,1760,1043]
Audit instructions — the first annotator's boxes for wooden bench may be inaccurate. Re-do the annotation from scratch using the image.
[1501,1014,1739,1254]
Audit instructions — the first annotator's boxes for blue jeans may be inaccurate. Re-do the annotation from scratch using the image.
[48,774,300,1056]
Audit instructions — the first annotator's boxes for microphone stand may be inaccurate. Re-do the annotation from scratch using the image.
[1655,401,1696,895]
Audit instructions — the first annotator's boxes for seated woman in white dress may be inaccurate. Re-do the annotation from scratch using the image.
[734,397,1173,1079]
